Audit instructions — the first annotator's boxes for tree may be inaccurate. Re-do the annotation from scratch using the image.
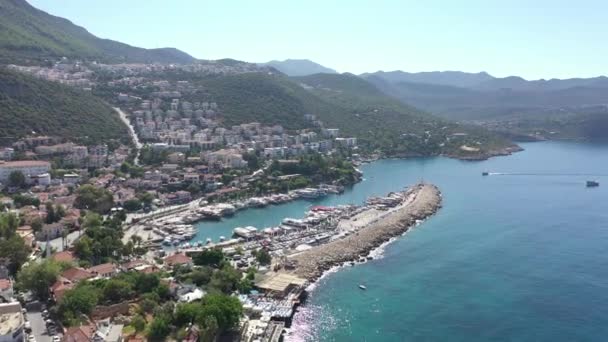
[199,316,219,342]
[45,202,56,224]
[102,279,134,303]
[131,315,146,332]
[59,285,100,326]
[147,316,171,341]
[0,212,19,239]
[0,235,31,275]
[209,265,241,294]
[137,192,154,207]
[197,294,243,333]
[12,194,40,208]
[123,199,142,212]
[193,249,224,267]
[255,248,272,265]
[139,298,157,314]
[186,182,201,195]
[190,267,214,286]
[174,303,200,327]
[31,218,43,233]
[17,260,60,300]
[74,185,114,214]
[8,171,25,188]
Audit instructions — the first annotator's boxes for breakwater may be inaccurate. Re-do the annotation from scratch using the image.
[288,183,442,280]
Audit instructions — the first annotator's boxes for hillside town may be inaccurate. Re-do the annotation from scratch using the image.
[1,59,364,342]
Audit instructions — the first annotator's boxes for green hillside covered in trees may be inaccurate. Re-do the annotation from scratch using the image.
[0,68,129,145]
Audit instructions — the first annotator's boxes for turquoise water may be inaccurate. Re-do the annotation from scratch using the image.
[288,141,608,341]
[193,141,608,341]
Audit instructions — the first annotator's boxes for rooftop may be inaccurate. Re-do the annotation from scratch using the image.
[0,160,50,167]
[256,273,307,293]
[0,302,23,336]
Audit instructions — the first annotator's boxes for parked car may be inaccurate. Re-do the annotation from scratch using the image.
[51,336,61,342]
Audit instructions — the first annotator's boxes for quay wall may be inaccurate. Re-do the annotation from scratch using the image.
[289,183,442,280]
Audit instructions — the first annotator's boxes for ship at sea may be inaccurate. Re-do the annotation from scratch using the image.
[586,180,600,187]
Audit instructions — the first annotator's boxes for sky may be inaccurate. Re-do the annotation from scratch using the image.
[28,0,608,80]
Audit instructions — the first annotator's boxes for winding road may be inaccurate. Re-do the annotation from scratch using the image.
[114,107,142,165]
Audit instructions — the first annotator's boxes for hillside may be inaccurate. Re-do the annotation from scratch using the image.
[0,68,129,145]
[0,0,196,64]
[261,59,337,76]
[143,70,516,158]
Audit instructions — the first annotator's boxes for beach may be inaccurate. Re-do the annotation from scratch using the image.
[287,183,442,280]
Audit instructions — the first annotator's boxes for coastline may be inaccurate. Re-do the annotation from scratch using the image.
[286,183,442,281]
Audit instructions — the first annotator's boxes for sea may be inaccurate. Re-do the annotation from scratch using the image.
[194,141,608,341]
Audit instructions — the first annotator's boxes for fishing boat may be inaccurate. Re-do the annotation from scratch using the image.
[359,284,367,290]
[482,172,489,176]
[586,180,600,187]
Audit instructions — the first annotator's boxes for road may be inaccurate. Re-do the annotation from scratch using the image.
[45,230,81,253]
[114,107,142,165]
[28,311,51,342]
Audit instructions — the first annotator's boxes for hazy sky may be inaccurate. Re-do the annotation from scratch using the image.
[29,0,608,79]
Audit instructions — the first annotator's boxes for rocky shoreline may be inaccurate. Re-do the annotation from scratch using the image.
[288,183,442,281]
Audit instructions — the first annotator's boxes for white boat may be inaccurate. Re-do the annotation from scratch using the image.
[359,284,367,290]
[295,188,327,199]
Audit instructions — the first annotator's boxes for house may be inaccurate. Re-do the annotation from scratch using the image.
[0,160,51,184]
[94,319,123,342]
[0,302,25,342]
[87,263,118,279]
[61,267,93,283]
[52,250,76,263]
[163,253,192,268]
[50,276,74,301]
[64,324,95,342]
[38,223,64,240]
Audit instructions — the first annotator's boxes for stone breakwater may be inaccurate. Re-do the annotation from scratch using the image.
[289,183,442,280]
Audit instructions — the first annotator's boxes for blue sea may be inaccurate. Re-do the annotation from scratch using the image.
[194,141,608,341]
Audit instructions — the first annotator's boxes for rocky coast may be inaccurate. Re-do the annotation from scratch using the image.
[288,183,442,280]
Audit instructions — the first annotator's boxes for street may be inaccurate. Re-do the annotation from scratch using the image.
[47,230,82,252]
[27,311,50,342]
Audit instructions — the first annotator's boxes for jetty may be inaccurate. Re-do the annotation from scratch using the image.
[286,183,442,280]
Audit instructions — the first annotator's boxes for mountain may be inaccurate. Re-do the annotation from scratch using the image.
[362,70,495,88]
[0,0,196,64]
[260,59,337,76]
[0,67,129,145]
[364,70,608,141]
[475,76,608,91]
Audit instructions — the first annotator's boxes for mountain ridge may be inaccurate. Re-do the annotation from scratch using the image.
[260,59,337,76]
[0,0,196,64]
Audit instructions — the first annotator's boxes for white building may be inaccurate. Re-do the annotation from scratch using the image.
[0,161,51,184]
[0,302,24,342]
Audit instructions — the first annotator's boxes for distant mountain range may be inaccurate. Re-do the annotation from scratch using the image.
[260,59,337,76]
[360,70,495,88]
[0,0,196,64]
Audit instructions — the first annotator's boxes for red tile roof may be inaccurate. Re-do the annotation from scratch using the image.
[87,263,116,276]
[52,251,75,263]
[61,267,92,282]
[64,324,95,342]
[164,253,192,267]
